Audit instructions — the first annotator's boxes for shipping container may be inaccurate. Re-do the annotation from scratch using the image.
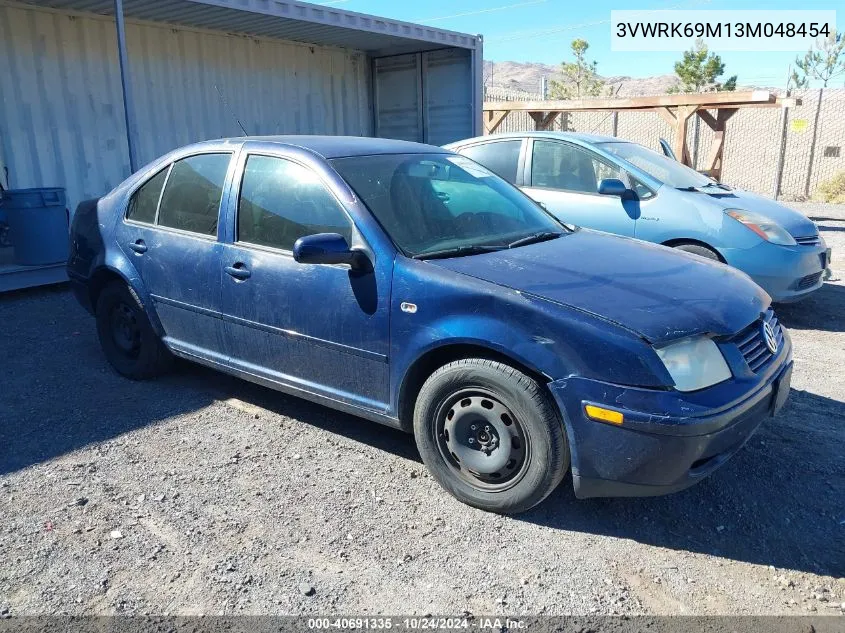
[0,0,482,214]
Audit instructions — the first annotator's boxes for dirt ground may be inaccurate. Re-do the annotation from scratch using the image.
[1,204,844,617]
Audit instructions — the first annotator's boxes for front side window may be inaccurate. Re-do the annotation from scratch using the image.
[330,153,565,258]
[237,155,351,251]
[157,153,231,236]
[531,140,623,194]
[460,140,522,183]
[600,141,711,189]
[126,168,168,224]
[631,178,656,200]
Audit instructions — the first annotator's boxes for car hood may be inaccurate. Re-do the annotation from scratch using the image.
[690,188,817,238]
[430,229,769,344]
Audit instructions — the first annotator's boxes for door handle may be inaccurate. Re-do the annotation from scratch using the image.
[224,263,251,280]
[129,239,147,254]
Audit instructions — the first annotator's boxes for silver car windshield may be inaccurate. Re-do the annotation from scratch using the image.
[600,141,713,189]
[330,153,566,258]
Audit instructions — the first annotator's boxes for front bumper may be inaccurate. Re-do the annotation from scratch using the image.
[721,238,829,303]
[549,337,792,498]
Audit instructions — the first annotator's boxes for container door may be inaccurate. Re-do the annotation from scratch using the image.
[422,49,473,146]
[374,54,422,142]
[373,50,475,145]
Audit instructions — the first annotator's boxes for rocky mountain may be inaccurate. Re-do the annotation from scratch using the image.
[483,60,681,96]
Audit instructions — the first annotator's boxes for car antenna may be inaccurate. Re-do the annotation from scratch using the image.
[214,84,250,136]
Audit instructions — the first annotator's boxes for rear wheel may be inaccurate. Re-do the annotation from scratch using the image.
[672,242,721,261]
[413,358,569,514]
[95,281,172,380]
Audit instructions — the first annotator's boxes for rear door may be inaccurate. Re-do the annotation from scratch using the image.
[521,139,637,236]
[218,148,392,411]
[116,151,235,359]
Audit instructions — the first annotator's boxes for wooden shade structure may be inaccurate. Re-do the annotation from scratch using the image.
[483,91,799,180]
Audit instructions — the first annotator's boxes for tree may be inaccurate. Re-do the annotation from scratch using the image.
[790,31,845,88]
[668,39,737,93]
[548,39,606,99]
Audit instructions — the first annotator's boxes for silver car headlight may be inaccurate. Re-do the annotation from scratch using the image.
[725,209,797,246]
[654,336,732,392]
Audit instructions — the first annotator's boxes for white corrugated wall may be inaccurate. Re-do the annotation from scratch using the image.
[0,2,373,213]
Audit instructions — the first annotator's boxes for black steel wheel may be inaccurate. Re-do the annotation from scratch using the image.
[436,389,529,492]
[95,281,172,380]
[109,301,142,358]
[414,358,569,514]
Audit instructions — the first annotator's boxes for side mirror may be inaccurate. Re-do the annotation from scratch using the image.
[293,233,365,268]
[597,178,630,197]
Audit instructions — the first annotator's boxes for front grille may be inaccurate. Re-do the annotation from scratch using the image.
[795,235,821,246]
[795,271,823,290]
[731,309,784,373]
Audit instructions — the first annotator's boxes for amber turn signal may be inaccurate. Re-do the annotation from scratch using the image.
[585,405,624,425]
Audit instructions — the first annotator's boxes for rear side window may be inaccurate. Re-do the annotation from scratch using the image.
[157,153,231,236]
[460,140,521,183]
[126,168,168,224]
[531,140,623,194]
[237,155,351,251]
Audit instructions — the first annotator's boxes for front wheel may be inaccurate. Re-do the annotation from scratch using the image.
[413,359,569,514]
[672,242,721,261]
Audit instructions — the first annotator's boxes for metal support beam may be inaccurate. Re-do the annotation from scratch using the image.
[114,0,138,173]
[473,36,484,137]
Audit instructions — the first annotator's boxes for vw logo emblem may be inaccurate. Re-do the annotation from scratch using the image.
[762,321,778,354]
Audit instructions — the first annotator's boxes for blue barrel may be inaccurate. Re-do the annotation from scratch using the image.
[3,188,69,266]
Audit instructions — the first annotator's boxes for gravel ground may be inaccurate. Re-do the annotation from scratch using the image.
[1,205,844,617]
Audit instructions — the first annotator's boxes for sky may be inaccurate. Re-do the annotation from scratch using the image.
[315,0,844,88]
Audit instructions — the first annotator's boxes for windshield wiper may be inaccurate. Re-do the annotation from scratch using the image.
[701,181,733,191]
[677,182,732,192]
[412,244,506,260]
[507,231,562,249]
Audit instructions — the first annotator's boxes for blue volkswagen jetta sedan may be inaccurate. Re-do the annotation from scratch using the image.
[445,132,831,303]
[68,136,793,514]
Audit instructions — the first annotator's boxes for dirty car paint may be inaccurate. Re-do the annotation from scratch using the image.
[68,136,792,500]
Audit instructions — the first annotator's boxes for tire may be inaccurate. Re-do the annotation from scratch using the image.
[95,281,173,380]
[413,358,569,514]
[672,242,721,261]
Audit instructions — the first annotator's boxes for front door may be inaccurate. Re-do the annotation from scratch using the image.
[116,152,234,359]
[522,139,638,237]
[219,151,391,412]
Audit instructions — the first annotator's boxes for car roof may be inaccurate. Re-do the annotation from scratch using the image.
[443,131,628,147]
[192,135,449,159]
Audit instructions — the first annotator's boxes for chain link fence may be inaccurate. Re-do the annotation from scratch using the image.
[484,86,845,201]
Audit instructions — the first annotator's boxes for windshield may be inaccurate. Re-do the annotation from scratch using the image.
[330,153,565,258]
[600,141,713,189]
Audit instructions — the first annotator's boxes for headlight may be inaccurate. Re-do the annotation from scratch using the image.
[725,209,796,246]
[654,336,732,392]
